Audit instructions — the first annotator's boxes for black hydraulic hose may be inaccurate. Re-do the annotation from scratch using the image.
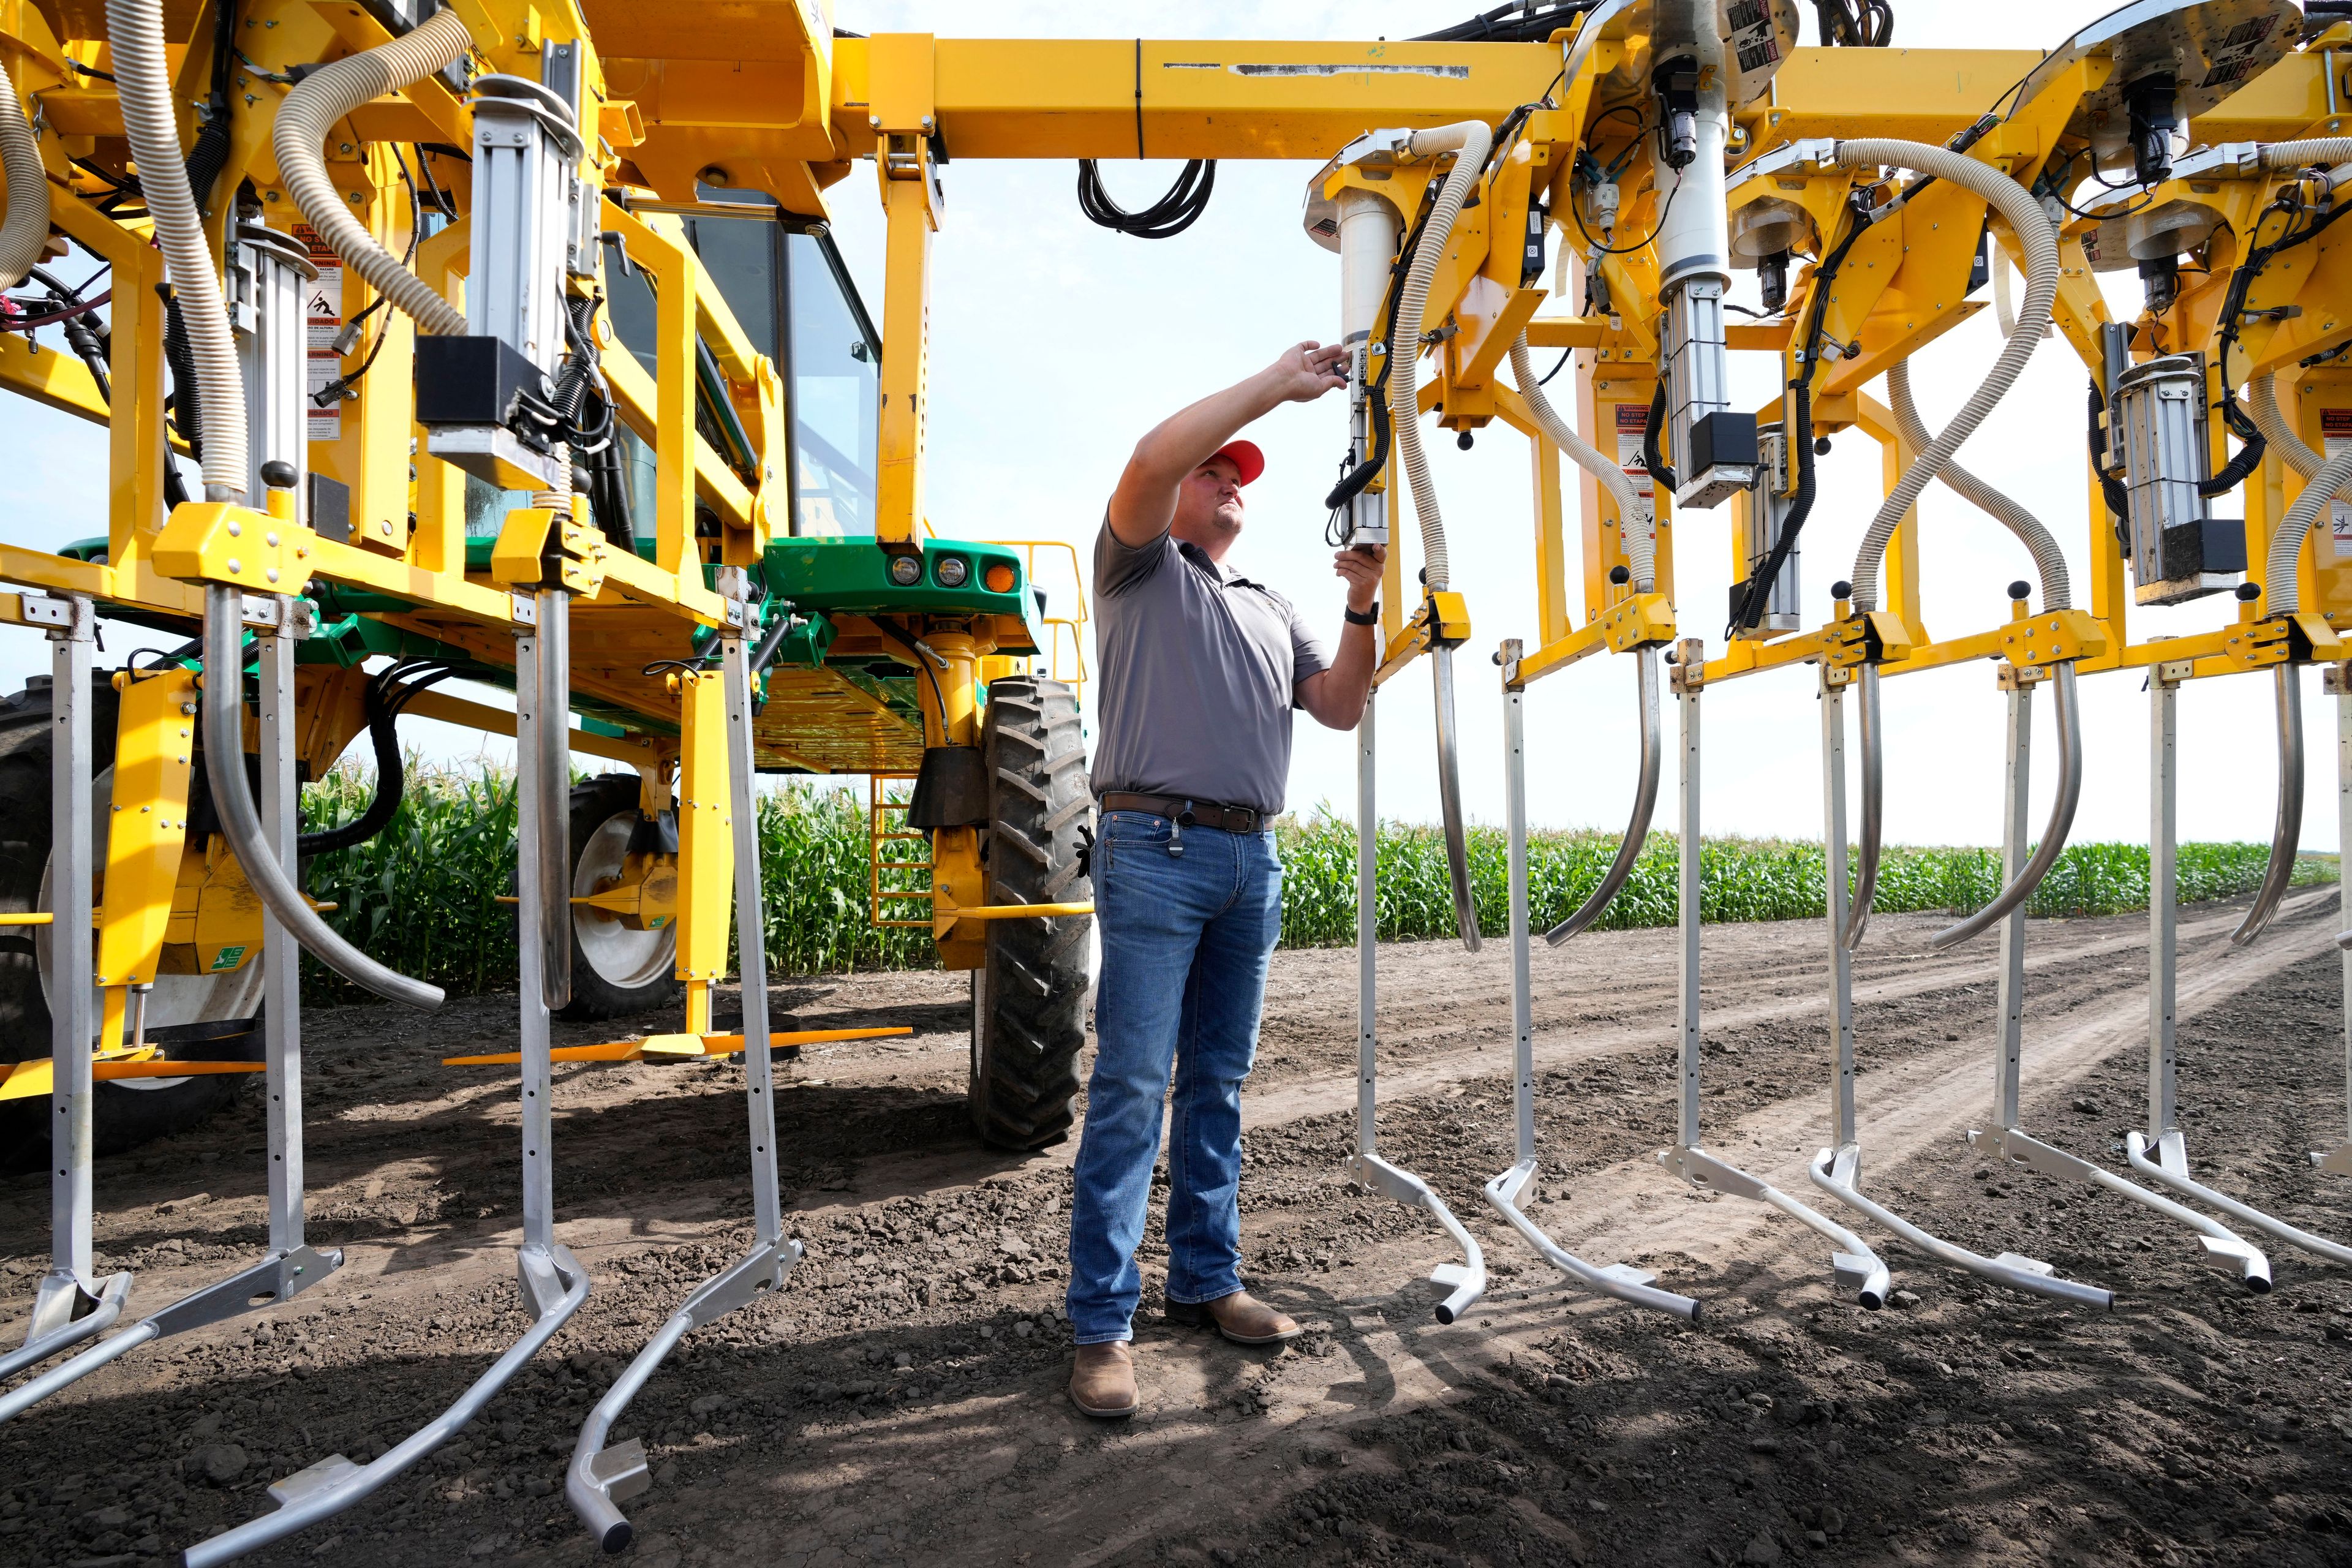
[1411,1,1597,42]
[295,663,461,857]
[1641,380,1676,497]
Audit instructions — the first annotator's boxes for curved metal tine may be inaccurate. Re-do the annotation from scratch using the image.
[1351,694,1483,1322]
[2125,1130,2352,1267]
[3,613,345,1426]
[1928,661,2087,951]
[1348,1150,1490,1323]
[1488,665,1697,1319]
[569,637,801,1555]
[1810,1145,2114,1308]
[185,1251,590,1568]
[1972,673,2267,1292]
[1657,673,1888,1309]
[1544,646,1664,946]
[0,1274,130,1384]
[1841,664,1882,951]
[2233,663,2305,946]
[187,600,591,1564]
[1432,645,1482,952]
[1811,675,2113,1308]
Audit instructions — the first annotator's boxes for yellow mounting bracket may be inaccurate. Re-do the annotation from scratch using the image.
[491,500,607,597]
[1997,606,2109,671]
[2217,611,2308,671]
[1423,590,1473,647]
[1820,608,1916,671]
[1597,591,1676,655]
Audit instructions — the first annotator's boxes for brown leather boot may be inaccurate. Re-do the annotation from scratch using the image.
[1068,1341,1137,1419]
[1164,1290,1301,1346]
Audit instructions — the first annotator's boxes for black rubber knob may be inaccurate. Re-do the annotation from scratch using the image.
[258,459,298,491]
[1664,649,1679,665]
[2007,580,2031,601]
[1831,579,1853,600]
[1456,429,1475,451]
[2237,581,2263,601]
[1814,435,1833,456]
[1608,564,1630,584]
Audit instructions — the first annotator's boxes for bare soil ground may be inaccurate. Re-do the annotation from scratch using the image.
[4,889,2352,1568]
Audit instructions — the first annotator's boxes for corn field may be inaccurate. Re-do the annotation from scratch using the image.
[296,763,2338,1000]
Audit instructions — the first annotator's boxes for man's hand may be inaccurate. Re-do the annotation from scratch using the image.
[1334,545,1385,616]
[1266,341,1349,405]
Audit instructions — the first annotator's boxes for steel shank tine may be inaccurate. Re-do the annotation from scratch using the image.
[1841,662,1882,951]
[1432,644,1481,951]
[1928,660,2086,951]
[567,635,799,1554]
[1489,654,1697,1316]
[2233,662,2305,946]
[1,608,345,1428]
[1544,644,1664,945]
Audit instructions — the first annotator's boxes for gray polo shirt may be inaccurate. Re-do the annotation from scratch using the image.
[1089,522,1332,816]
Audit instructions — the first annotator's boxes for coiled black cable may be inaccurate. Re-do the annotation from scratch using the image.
[1077,157,1216,239]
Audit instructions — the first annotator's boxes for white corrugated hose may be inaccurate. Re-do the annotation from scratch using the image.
[1388,120,1494,595]
[108,0,246,498]
[273,7,472,339]
[1506,334,1655,592]
[0,57,48,292]
[1887,358,2071,607]
[1841,139,2059,612]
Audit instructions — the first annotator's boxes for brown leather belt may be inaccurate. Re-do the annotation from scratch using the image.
[1096,791,1266,834]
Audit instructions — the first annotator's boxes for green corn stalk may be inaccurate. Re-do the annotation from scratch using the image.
[290,763,2340,995]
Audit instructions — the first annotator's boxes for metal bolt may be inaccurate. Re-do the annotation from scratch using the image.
[227,558,242,574]
[266,568,279,583]
[227,520,241,537]
[265,532,279,547]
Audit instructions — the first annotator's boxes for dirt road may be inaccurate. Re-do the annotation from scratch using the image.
[4,889,2351,1567]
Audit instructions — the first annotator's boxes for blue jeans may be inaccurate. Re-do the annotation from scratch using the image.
[1066,812,1284,1345]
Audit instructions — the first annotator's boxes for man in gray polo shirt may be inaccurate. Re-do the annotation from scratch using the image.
[1066,341,1384,1418]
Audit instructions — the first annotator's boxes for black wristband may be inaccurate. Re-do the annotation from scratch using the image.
[1344,602,1380,627]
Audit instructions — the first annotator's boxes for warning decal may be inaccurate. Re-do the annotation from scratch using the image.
[2324,410,2352,545]
[295,224,342,442]
[1615,401,1656,533]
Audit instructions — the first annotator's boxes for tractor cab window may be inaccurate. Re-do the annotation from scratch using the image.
[786,232,880,538]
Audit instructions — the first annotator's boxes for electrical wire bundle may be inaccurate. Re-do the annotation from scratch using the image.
[1411,2,1597,43]
[1726,189,1877,639]
[1813,0,1894,47]
[1322,186,1444,547]
[296,658,466,856]
[1077,157,1215,239]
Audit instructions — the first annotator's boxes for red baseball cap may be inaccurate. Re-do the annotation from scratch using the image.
[1204,439,1264,486]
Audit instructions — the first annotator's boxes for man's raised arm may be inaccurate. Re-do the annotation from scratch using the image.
[1105,341,1348,548]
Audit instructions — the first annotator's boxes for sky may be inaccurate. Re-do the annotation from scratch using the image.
[0,0,2333,854]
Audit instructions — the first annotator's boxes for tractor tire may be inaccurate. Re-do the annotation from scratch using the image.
[967,677,1092,1150]
[0,676,262,1166]
[559,773,682,1021]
